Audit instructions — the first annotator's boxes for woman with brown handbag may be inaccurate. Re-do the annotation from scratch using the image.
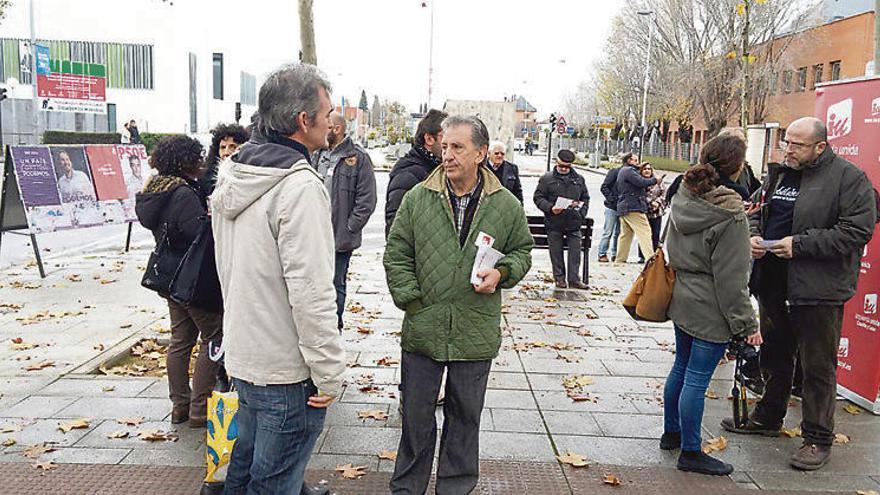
[659,134,762,475]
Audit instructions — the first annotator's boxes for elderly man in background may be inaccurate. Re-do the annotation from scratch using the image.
[486,140,523,203]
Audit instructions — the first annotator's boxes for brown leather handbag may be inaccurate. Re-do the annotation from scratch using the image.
[622,222,675,322]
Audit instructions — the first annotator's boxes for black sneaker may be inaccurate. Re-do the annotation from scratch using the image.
[721,417,781,437]
[677,450,734,476]
[660,432,681,450]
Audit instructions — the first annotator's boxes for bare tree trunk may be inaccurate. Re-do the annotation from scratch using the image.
[299,0,317,65]
[741,0,751,139]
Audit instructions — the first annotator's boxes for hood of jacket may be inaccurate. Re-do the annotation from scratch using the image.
[671,185,743,235]
[135,175,190,231]
[211,139,319,221]
[389,146,440,182]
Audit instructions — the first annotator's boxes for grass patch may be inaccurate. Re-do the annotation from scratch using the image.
[644,156,690,173]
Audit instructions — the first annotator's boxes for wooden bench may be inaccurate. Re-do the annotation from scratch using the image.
[527,215,594,285]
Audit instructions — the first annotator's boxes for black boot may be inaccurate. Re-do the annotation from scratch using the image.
[677,450,734,476]
[659,431,681,450]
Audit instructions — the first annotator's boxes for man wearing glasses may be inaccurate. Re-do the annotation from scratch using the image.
[486,141,523,203]
[722,117,876,471]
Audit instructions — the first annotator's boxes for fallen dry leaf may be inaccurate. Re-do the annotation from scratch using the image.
[0,302,23,313]
[65,274,82,282]
[377,449,397,461]
[357,410,389,421]
[704,390,719,400]
[58,418,90,433]
[781,427,802,438]
[117,417,145,426]
[119,323,133,329]
[102,386,116,392]
[0,424,23,433]
[31,461,57,471]
[602,474,622,486]
[107,430,130,439]
[556,450,589,468]
[549,320,583,328]
[562,375,594,389]
[24,360,55,372]
[375,356,399,367]
[22,443,55,459]
[702,436,728,454]
[856,490,879,495]
[93,344,105,351]
[834,433,850,445]
[2,438,16,447]
[336,463,368,479]
[137,429,178,442]
[356,326,372,335]
[844,404,862,415]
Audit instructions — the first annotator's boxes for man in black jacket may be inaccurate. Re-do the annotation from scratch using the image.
[534,149,590,289]
[722,117,876,472]
[486,141,523,203]
[384,109,447,236]
[597,154,630,262]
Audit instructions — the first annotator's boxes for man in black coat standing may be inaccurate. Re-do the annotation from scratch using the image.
[486,141,523,203]
[534,149,590,289]
[384,109,448,236]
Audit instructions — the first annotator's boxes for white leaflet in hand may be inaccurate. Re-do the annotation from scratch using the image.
[760,239,780,248]
[554,197,575,209]
[475,231,495,248]
[471,244,505,285]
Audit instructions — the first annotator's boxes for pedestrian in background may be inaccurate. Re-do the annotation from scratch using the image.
[534,149,590,289]
[211,64,345,495]
[384,115,532,494]
[486,140,523,203]
[201,123,249,196]
[661,134,760,476]
[597,155,625,262]
[614,152,656,263]
[723,117,876,471]
[135,135,222,429]
[128,119,142,145]
[385,109,448,236]
[121,122,131,144]
[316,111,377,330]
[642,162,667,251]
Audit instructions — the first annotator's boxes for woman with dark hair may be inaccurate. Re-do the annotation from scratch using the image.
[135,135,222,428]
[200,123,250,195]
[640,162,667,250]
[660,133,761,475]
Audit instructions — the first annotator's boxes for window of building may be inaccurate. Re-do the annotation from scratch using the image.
[240,71,256,106]
[782,70,793,93]
[0,38,154,90]
[212,53,224,100]
[796,67,807,92]
[830,60,841,81]
[189,53,197,133]
[768,72,778,95]
[811,64,823,89]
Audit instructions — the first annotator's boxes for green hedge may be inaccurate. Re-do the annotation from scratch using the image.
[140,133,184,154]
[42,131,121,145]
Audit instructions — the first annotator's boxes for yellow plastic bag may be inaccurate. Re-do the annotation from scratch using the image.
[205,390,238,483]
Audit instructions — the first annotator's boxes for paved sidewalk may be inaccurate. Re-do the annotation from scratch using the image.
[0,231,879,493]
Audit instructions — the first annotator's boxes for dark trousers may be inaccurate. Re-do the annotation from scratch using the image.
[225,378,325,495]
[391,351,492,495]
[167,300,222,419]
[648,216,662,250]
[547,229,582,283]
[753,289,843,447]
[334,250,353,329]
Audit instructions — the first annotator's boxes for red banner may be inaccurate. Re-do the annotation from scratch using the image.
[815,76,880,413]
[36,73,106,101]
[85,146,128,200]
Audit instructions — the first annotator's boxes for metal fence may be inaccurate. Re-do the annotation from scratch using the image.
[550,136,702,164]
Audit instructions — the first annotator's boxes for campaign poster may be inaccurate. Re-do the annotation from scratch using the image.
[8,146,73,232]
[816,76,880,413]
[85,145,128,200]
[49,146,102,228]
[117,144,149,222]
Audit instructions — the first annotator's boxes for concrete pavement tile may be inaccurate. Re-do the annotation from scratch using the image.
[73,419,203,451]
[307,453,379,471]
[626,394,666,415]
[0,417,96,448]
[478,431,555,461]
[541,410,603,436]
[489,409,546,434]
[533,390,640,413]
[0,396,24,415]
[357,352,402,368]
[553,435,672,467]
[593,413,664,439]
[320,426,401,456]
[0,377,55,396]
[483,389,537,410]
[486,372,529,390]
[633,349,677,364]
[583,335,661,349]
[324,403,394,427]
[0,396,77,418]
[522,356,607,375]
[715,442,880,475]
[55,396,171,421]
[490,354,524,372]
[28,446,132,464]
[528,374,663,394]
[340,385,398,405]
[37,377,156,398]
[343,367,397,385]
[120,447,204,466]
[603,360,671,378]
[747,470,880,492]
[136,379,170,398]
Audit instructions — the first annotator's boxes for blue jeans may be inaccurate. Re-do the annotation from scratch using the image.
[597,207,620,258]
[224,378,326,495]
[663,325,728,451]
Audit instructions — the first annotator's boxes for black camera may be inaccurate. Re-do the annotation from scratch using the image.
[729,338,764,396]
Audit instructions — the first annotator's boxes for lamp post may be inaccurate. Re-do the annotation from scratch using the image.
[547,113,556,172]
[637,9,655,163]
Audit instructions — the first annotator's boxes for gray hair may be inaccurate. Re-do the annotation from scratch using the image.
[441,115,490,149]
[256,64,332,137]
[489,140,506,152]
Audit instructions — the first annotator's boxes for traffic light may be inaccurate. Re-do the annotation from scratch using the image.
[234,102,242,123]
[0,88,7,101]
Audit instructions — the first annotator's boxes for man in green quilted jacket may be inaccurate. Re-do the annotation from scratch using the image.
[384,115,533,494]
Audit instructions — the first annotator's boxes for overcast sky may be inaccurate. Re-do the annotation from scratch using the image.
[313,0,625,117]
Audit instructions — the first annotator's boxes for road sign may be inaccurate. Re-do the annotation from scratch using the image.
[592,115,616,129]
[566,126,575,135]
[556,115,567,135]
